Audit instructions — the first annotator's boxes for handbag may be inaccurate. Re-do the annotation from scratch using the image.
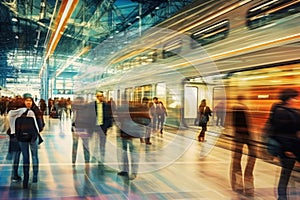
[198,114,207,126]
[15,110,38,142]
[262,119,281,157]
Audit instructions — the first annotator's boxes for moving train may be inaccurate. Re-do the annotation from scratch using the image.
[74,0,300,152]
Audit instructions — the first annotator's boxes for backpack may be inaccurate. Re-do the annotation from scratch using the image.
[15,109,38,142]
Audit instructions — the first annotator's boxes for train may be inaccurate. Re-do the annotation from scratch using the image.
[74,0,300,154]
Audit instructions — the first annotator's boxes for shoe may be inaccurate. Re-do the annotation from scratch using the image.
[233,188,243,194]
[117,171,128,177]
[245,192,254,197]
[129,174,137,180]
[11,176,22,183]
[146,142,152,145]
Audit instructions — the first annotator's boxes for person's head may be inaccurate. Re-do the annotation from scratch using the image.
[74,96,85,104]
[200,99,206,106]
[279,88,299,104]
[23,93,33,109]
[153,97,158,104]
[96,91,104,102]
[142,97,149,104]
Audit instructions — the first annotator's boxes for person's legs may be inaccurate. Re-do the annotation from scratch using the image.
[278,156,295,200]
[216,116,220,126]
[19,142,30,188]
[198,124,207,141]
[99,126,107,163]
[30,139,39,182]
[231,142,244,193]
[117,138,129,176]
[244,142,256,196]
[129,140,139,179]
[72,131,79,164]
[11,151,21,181]
[82,137,90,163]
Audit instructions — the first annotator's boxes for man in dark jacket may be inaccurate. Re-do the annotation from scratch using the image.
[94,91,113,166]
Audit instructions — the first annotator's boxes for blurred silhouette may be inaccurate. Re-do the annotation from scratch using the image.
[230,95,256,197]
[267,88,300,200]
[116,100,150,180]
[71,97,93,165]
[214,101,226,127]
[197,99,212,142]
[157,101,167,134]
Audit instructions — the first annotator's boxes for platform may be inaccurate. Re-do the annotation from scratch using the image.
[0,115,299,199]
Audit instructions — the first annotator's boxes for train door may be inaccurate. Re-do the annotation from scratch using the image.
[184,83,211,126]
[184,76,226,127]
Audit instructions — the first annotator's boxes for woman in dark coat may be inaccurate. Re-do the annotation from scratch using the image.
[197,99,212,142]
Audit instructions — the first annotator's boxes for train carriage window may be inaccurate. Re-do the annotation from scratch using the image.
[162,39,182,59]
[247,0,300,30]
[191,20,229,48]
[134,85,152,103]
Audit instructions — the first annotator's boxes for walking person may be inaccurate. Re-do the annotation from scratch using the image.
[197,99,212,142]
[6,96,24,183]
[214,101,226,127]
[157,101,167,134]
[150,97,160,133]
[230,95,256,197]
[116,100,151,180]
[71,97,92,165]
[38,99,47,115]
[267,88,300,200]
[13,93,44,189]
[141,97,152,144]
[94,91,113,166]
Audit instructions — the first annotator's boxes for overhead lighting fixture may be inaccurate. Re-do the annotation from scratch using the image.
[39,0,79,77]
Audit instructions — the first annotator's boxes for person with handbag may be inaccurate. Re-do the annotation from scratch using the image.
[268,88,300,200]
[197,99,212,142]
[11,93,44,189]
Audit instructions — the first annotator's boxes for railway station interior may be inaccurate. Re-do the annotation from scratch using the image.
[1,0,300,199]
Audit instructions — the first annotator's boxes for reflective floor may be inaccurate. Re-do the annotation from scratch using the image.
[0,115,299,199]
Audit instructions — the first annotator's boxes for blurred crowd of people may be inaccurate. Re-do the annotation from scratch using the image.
[3,88,300,199]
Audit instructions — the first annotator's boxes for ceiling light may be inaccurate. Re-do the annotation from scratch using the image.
[12,17,18,22]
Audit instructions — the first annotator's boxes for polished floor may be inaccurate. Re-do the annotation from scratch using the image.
[0,115,299,200]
